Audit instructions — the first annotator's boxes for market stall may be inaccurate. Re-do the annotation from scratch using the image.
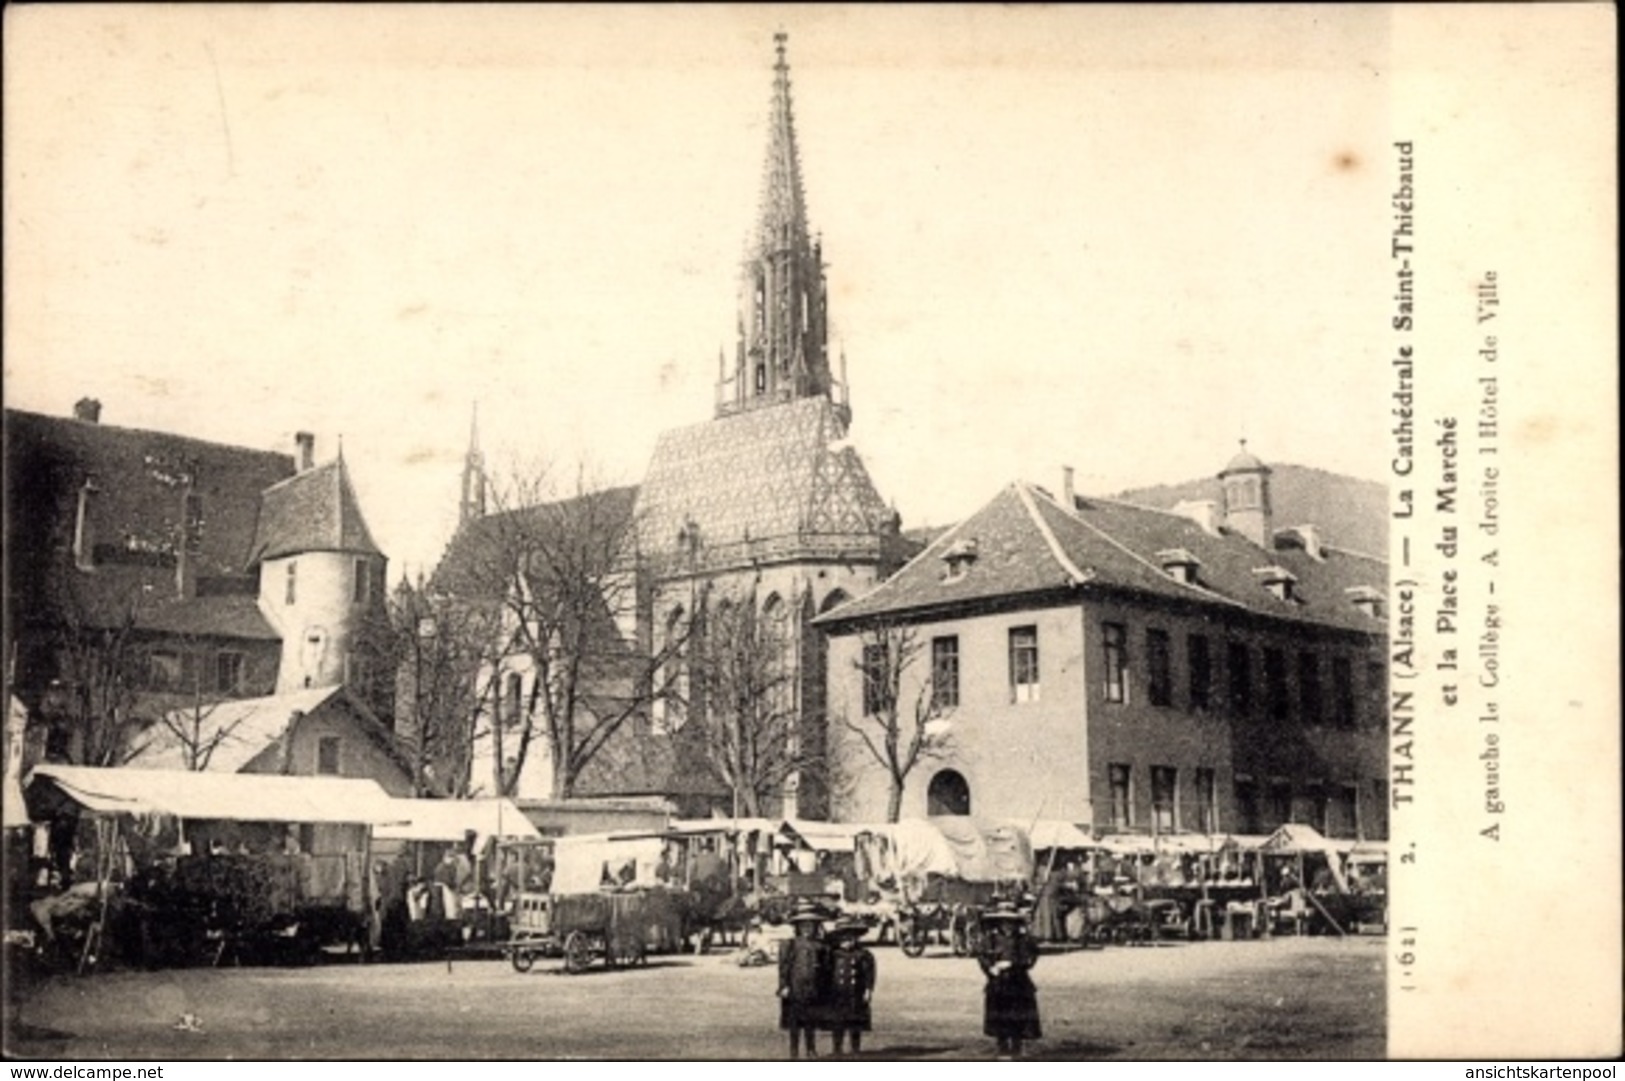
[371,797,543,958]
[24,764,398,969]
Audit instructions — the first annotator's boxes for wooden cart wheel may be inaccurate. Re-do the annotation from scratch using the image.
[510,947,535,973]
[563,931,593,974]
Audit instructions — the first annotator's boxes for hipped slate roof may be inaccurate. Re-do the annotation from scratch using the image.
[819,481,1386,635]
[4,408,293,629]
[430,485,641,600]
[133,595,279,641]
[249,458,382,565]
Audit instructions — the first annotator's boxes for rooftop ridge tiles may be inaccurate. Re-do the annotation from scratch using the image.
[1014,482,1091,586]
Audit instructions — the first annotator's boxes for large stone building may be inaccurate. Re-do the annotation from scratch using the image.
[3,401,392,772]
[818,451,1390,839]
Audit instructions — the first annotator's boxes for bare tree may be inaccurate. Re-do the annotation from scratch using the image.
[389,579,501,797]
[689,586,821,818]
[456,463,688,799]
[840,622,955,822]
[34,580,153,767]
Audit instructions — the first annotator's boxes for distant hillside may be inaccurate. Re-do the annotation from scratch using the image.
[1112,464,1388,558]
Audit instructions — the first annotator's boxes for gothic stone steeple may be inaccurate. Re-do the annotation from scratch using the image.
[718,33,848,427]
[460,403,487,525]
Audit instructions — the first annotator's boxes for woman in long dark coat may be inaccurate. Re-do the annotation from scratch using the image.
[977,900,1041,1058]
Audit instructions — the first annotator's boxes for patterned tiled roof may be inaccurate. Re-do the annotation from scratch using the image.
[819,480,1387,635]
[249,458,382,564]
[635,397,892,570]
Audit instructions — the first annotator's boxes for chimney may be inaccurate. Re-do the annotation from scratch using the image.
[1274,524,1325,561]
[1172,499,1222,537]
[1061,465,1076,509]
[73,398,102,424]
[295,432,315,472]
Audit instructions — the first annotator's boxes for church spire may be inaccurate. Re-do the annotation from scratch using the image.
[459,402,487,525]
[719,33,846,427]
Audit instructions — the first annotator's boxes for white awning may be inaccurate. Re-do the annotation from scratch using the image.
[374,798,541,845]
[26,764,399,826]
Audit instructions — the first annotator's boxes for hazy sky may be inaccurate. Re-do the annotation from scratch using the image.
[6,5,1395,577]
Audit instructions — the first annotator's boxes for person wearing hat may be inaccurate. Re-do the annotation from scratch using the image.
[822,917,877,1056]
[778,900,831,1058]
[977,900,1041,1058]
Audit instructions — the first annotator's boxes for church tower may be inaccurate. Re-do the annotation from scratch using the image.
[718,33,848,427]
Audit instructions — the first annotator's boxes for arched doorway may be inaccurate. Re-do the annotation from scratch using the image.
[927,769,971,816]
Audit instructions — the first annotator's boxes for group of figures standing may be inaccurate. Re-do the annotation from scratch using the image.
[776,898,1041,1059]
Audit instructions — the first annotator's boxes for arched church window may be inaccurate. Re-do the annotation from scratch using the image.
[927,769,971,817]
[655,606,687,734]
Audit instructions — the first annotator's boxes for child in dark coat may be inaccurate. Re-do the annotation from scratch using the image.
[777,903,830,1058]
[977,900,1041,1058]
[823,918,877,1055]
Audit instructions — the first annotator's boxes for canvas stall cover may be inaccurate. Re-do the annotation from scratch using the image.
[880,817,1034,891]
[26,764,398,825]
[374,798,541,848]
[550,833,666,895]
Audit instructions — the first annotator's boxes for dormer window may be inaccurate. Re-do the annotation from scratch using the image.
[1253,565,1298,603]
[1346,585,1385,619]
[1156,547,1201,584]
[942,538,979,581]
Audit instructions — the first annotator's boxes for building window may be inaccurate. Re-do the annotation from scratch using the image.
[1108,763,1132,829]
[1102,622,1127,703]
[1365,660,1387,728]
[1264,649,1289,722]
[1146,628,1172,707]
[215,651,244,696]
[504,671,524,728]
[345,652,373,695]
[1337,783,1361,840]
[654,607,687,735]
[862,643,889,716]
[1234,776,1261,834]
[1331,656,1356,729]
[353,558,371,605]
[73,481,98,570]
[1226,642,1252,717]
[1150,765,1177,833]
[1009,626,1039,703]
[285,561,298,605]
[148,650,183,692]
[931,635,960,710]
[1269,780,1293,827]
[316,736,342,776]
[1308,783,1330,835]
[1188,634,1212,712]
[1298,652,1322,725]
[1194,767,1218,833]
[183,491,204,555]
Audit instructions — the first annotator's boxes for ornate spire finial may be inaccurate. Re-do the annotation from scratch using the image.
[460,402,488,525]
[720,33,836,419]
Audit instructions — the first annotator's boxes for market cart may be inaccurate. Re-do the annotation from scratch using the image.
[855,817,1033,958]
